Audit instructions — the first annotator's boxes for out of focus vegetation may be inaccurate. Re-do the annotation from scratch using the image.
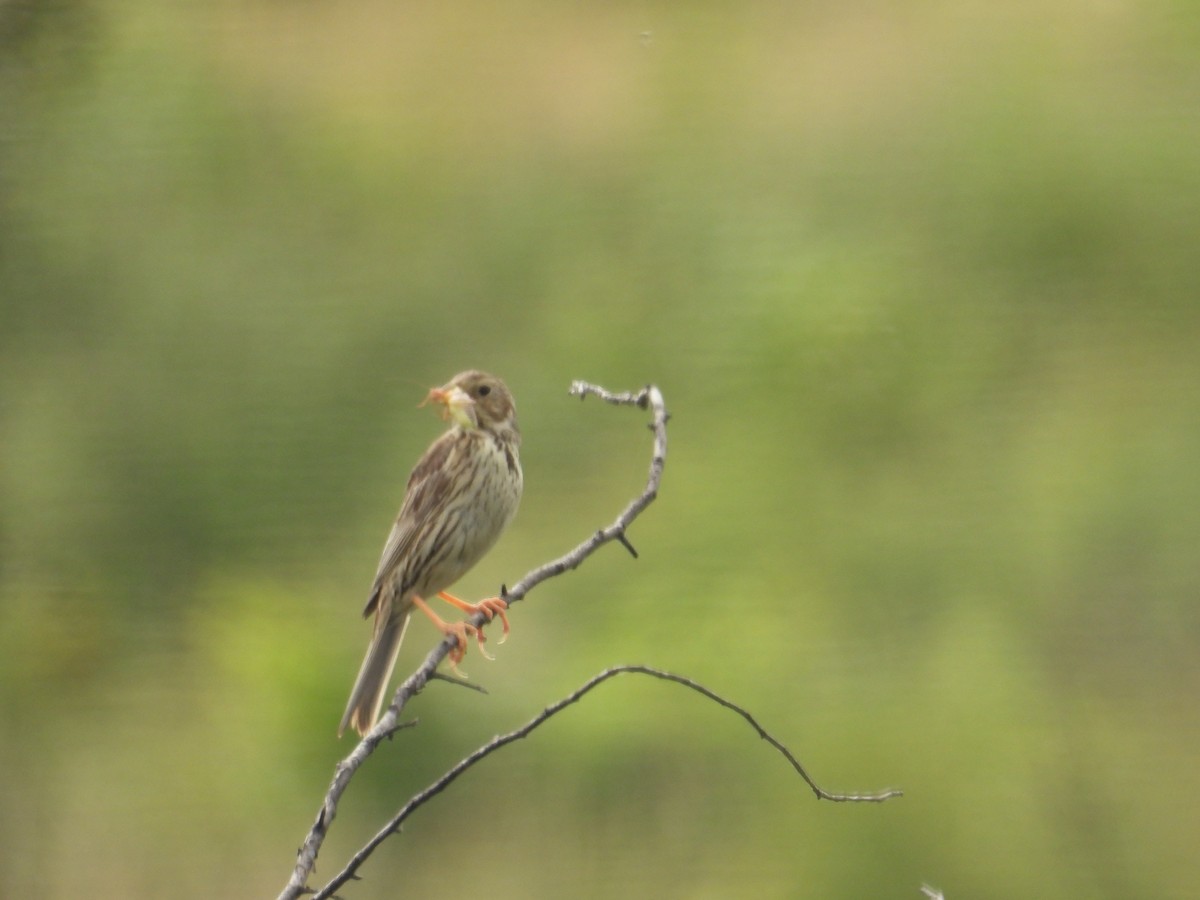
[2,1,1198,897]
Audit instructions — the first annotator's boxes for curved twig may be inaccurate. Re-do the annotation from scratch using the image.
[277,381,668,900]
[312,665,903,898]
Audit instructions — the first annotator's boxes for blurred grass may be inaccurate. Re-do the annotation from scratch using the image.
[2,0,1199,897]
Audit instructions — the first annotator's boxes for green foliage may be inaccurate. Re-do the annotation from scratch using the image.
[2,1,1198,897]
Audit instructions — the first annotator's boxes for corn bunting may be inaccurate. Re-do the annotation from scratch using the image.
[339,370,523,737]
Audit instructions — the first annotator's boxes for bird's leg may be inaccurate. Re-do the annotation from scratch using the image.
[437,591,511,646]
[411,595,478,669]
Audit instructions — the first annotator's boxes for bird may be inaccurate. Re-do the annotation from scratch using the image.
[338,370,523,738]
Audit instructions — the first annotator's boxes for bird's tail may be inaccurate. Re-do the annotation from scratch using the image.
[338,604,411,737]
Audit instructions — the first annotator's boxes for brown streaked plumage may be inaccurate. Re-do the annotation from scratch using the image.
[339,370,523,738]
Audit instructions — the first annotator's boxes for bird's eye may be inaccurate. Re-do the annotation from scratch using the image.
[477,385,492,396]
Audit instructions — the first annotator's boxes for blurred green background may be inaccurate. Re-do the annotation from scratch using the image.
[2,1,1198,897]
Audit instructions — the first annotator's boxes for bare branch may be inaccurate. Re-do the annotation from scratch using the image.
[498,381,666,605]
[277,381,668,900]
[279,381,901,900]
[312,665,903,899]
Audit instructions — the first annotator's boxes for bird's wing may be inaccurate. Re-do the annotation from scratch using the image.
[361,431,457,617]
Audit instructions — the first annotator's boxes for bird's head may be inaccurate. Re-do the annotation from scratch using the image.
[423,370,518,437]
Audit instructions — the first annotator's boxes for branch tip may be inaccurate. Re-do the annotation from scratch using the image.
[431,671,489,695]
[616,531,639,559]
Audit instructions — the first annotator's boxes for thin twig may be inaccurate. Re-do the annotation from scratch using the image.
[277,381,668,900]
[312,665,902,898]
[429,670,488,694]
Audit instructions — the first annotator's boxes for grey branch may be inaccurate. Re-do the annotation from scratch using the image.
[311,665,903,899]
[276,381,669,900]
[278,381,901,900]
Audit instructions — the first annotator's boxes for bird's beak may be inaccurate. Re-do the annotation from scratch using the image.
[421,384,477,429]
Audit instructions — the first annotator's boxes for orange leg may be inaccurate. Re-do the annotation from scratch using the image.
[437,591,511,645]
[411,595,479,670]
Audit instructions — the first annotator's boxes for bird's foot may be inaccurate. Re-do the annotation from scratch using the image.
[437,591,511,645]
[411,596,482,673]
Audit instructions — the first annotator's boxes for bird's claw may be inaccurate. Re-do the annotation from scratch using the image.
[474,597,511,645]
[442,621,473,675]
